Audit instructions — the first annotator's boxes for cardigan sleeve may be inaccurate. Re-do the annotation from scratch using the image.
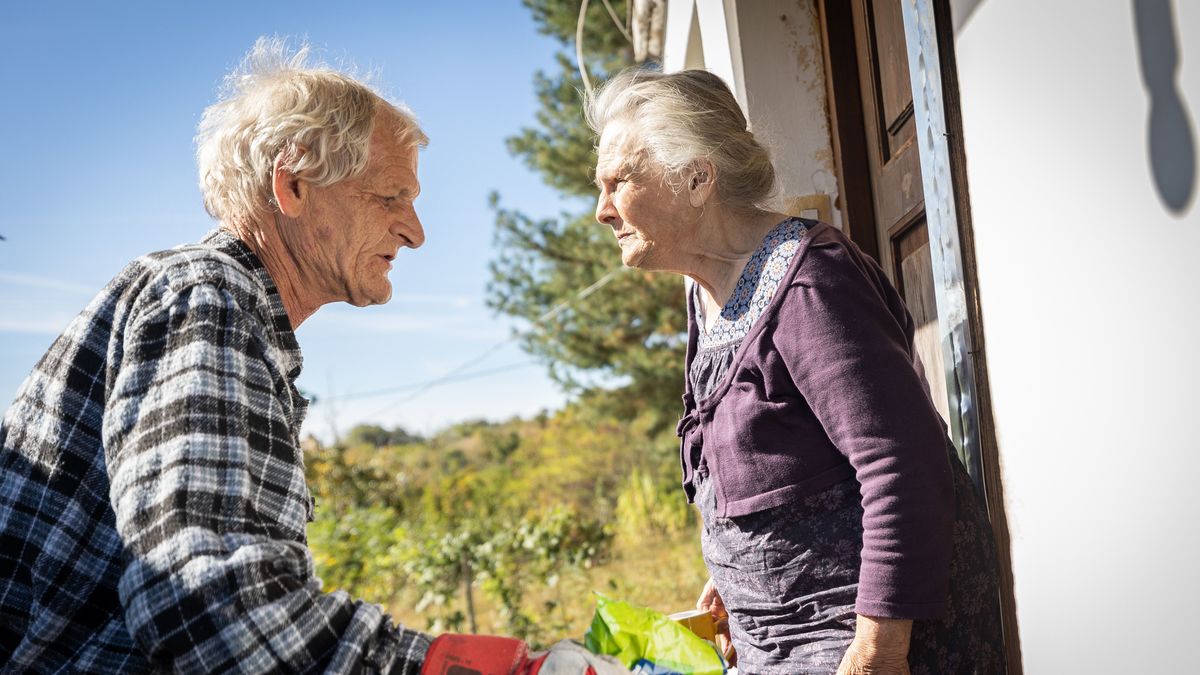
[771,238,955,620]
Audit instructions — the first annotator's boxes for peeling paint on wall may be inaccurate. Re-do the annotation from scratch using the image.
[663,0,844,226]
[735,0,842,226]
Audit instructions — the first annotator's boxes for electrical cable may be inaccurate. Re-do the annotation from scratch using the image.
[324,361,540,402]
[576,0,593,95]
[319,265,626,421]
[600,0,632,43]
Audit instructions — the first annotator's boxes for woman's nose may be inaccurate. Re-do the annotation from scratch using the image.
[596,194,618,226]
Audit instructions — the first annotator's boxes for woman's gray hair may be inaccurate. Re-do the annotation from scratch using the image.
[196,37,427,225]
[585,68,775,212]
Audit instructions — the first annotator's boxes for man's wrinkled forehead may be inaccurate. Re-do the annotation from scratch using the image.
[361,119,420,188]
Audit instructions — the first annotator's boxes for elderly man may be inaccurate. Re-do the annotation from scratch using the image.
[0,40,624,675]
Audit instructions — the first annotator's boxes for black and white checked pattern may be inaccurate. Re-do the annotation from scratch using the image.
[0,230,430,673]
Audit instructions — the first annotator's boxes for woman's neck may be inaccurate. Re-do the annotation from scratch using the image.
[683,208,790,313]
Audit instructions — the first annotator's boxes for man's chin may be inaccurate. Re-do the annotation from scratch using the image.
[347,283,393,307]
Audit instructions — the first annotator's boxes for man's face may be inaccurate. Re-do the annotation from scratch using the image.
[295,114,424,307]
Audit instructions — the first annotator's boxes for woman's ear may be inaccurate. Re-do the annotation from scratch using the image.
[687,160,716,208]
[272,151,308,217]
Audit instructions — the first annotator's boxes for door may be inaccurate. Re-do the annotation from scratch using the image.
[820,2,1021,667]
[823,0,951,424]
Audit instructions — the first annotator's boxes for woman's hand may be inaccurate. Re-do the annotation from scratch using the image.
[696,577,736,667]
[835,615,912,675]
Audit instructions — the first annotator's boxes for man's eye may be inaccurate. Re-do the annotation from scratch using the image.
[379,196,397,206]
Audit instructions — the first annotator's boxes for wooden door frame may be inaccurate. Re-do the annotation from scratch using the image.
[818,0,1022,671]
[913,2,1022,670]
[817,0,878,261]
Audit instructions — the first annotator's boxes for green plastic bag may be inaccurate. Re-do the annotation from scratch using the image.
[584,594,726,675]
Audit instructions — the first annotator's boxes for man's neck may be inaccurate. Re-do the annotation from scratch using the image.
[223,217,324,329]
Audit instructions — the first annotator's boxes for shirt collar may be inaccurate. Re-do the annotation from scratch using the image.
[199,229,304,381]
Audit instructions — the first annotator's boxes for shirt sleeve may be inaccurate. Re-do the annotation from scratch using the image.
[772,240,955,620]
[102,281,431,673]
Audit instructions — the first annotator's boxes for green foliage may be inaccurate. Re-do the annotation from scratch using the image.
[524,0,636,57]
[505,55,605,198]
[308,504,406,602]
[305,444,408,516]
[306,412,680,643]
[509,0,632,197]
[487,0,687,429]
[394,509,611,641]
[400,525,486,634]
[345,423,423,448]
[614,467,695,545]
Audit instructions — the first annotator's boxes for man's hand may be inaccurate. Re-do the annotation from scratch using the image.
[696,577,736,667]
[835,615,912,675]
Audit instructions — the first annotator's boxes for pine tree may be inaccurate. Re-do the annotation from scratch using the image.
[487,0,687,428]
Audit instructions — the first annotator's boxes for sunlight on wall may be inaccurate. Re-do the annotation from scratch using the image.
[956,1,1199,671]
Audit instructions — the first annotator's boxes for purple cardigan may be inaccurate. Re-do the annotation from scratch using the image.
[676,222,955,619]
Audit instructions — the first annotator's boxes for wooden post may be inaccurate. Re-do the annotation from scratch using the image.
[461,553,477,634]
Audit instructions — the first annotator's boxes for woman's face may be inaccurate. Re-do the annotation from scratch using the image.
[594,121,697,270]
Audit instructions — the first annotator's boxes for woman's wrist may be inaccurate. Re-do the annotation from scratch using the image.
[853,614,913,656]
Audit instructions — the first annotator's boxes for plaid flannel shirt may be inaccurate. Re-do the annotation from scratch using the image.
[0,230,430,673]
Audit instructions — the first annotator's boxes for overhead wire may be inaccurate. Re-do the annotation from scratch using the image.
[381,266,625,405]
[577,0,633,96]
[600,0,632,43]
[323,361,540,403]
[324,265,627,421]
[576,0,593,95]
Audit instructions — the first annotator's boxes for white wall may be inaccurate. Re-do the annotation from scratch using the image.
[954,2,1200,671]
[733,0,841,223]
[663,0,842,224]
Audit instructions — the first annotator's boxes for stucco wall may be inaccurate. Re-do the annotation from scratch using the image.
[954,1,1200,671]
[664,0,842,224]
[734,0,841,223]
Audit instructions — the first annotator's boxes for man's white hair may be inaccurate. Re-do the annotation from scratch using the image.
[196,37,427,225]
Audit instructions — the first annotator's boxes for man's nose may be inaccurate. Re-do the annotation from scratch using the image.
[399,210,425,248]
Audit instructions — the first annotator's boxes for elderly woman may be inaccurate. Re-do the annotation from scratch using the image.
[588,69,1005,674]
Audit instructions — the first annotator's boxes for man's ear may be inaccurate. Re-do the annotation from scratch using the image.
[272,152,307,218]
[687,160,716,208]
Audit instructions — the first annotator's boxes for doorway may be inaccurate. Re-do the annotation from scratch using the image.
[818,0,1021,669]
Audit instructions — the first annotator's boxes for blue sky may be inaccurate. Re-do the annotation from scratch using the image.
[0,1,604,441]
